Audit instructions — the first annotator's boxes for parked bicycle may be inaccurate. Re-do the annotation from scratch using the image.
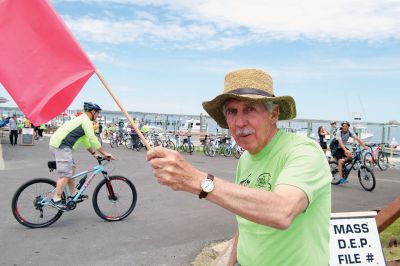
[330,145,376,191]
[363,143,389,171]
[11,157,137,228]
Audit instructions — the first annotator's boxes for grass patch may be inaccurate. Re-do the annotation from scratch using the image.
[380,218,400,261]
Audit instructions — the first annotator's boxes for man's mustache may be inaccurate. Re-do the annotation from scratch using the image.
[236,128,255,137]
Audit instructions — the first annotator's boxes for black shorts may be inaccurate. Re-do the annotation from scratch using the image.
[333,147,348,160]
[320,143,327,149]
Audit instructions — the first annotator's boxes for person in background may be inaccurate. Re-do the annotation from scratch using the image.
[147,69,331,266]
[9,114,18,145]
[17,119,24,134]
[38,124,46,140]
[129,118,140,149]
[317,126,329,154]
[329,121,337,144]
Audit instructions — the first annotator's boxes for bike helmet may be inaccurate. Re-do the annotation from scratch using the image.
[83,102,102,112]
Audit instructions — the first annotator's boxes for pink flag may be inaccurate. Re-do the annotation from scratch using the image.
[0,0,95,125]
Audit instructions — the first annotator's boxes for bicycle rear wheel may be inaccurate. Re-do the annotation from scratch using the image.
[11,178,64,228]
[92,176,137,222]
[329,161,341,185]
[377,151,389,171]
[358,166,376,191]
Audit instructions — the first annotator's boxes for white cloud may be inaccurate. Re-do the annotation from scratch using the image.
[57,0,400,49]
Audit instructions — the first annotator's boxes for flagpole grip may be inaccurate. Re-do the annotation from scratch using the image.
[95,69,151,151]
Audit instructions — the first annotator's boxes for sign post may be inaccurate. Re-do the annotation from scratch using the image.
[330,212,386,265]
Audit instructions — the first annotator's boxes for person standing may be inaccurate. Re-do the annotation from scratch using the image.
[318,126,329,154]
[9,114,18,145]
[147,69,331,266]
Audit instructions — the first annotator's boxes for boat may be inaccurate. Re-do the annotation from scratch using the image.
[351,112,374,142]
[182,119,201,132]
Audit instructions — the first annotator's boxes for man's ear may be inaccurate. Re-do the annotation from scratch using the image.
[270,106,280,121]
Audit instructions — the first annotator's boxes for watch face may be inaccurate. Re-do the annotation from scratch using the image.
[201,179,214,193]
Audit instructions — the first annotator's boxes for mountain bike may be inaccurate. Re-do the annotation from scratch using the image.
[330,146,376,191]
[11,157,137,228]
[363,143,389,171]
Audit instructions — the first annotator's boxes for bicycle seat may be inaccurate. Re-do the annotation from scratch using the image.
[47,161,57,172]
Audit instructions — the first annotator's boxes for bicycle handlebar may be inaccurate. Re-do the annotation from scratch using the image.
[95,156,112,164]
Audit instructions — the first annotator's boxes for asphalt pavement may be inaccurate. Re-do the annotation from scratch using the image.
[0,136,399,265]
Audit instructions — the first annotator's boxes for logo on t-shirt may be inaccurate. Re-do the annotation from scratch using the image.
[255,173,272,191]
[239,172,272,191]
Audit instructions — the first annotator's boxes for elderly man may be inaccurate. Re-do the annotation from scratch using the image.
[147,69,331,266]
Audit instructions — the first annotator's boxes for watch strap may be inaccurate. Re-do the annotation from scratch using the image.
[199,174,214,199]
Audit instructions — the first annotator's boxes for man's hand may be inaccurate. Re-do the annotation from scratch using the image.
[102,152,114,160]
[344,150,352,158]
[146,147,205,194]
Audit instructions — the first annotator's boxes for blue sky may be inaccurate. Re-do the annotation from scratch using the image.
[1,0,399,123]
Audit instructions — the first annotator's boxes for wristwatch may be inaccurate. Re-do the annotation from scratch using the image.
[199,174,215,199]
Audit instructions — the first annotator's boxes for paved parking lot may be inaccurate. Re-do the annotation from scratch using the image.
[0,137,399,265]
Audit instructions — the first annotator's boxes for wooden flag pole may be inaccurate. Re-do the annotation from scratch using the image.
[95,70,151,151]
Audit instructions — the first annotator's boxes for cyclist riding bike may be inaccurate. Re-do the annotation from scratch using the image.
[329,121,367,184]
[49,102,114,210]
[118,119,126,139]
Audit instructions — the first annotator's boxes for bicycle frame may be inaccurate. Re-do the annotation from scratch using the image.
[368,145,381,163]
[39,162,108,207]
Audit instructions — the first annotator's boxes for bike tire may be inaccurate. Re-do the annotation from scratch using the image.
[358,166,376,191]
[11,178,64,228]
[110,138,116,148]
[377,151,389,171]
[363,152,374,169]
[329,161,341,185]
[208,146,216,157]
[166,140,175,150]
[125,138,133,149]
[92,176,137,222]
[203,145,209,156]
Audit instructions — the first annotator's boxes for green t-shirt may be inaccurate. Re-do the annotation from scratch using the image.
[235,129,331,266]
[49,114,101,150]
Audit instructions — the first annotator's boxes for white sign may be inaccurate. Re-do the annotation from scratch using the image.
[330,212,386,265]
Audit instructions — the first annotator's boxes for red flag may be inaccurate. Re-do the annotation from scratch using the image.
[0,0,95,125]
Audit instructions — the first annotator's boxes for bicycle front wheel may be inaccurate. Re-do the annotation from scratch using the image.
[92,176,137,222]
[377,151,389,171]
[11,178,63,228]
[358,166,376,191]
[329,161,341,185]
[363,152,374,169]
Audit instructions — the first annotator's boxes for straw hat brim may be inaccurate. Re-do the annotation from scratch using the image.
[202,93,296,129]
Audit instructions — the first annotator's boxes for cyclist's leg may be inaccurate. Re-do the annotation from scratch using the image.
[335,148,345,178]
[50,146,74,203]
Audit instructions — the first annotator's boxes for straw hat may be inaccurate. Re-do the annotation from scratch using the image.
[202,69,296,128]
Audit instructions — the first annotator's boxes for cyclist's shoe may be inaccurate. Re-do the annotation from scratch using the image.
[339,178,349,184]
[49,199,67,211]
[68,194,89,203]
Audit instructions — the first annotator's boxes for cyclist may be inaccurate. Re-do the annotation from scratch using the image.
[329,121,367,184]
[118,119,126,140]
[49,102,114,210]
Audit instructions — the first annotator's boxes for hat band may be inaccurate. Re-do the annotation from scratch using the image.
[229,88,275,97]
